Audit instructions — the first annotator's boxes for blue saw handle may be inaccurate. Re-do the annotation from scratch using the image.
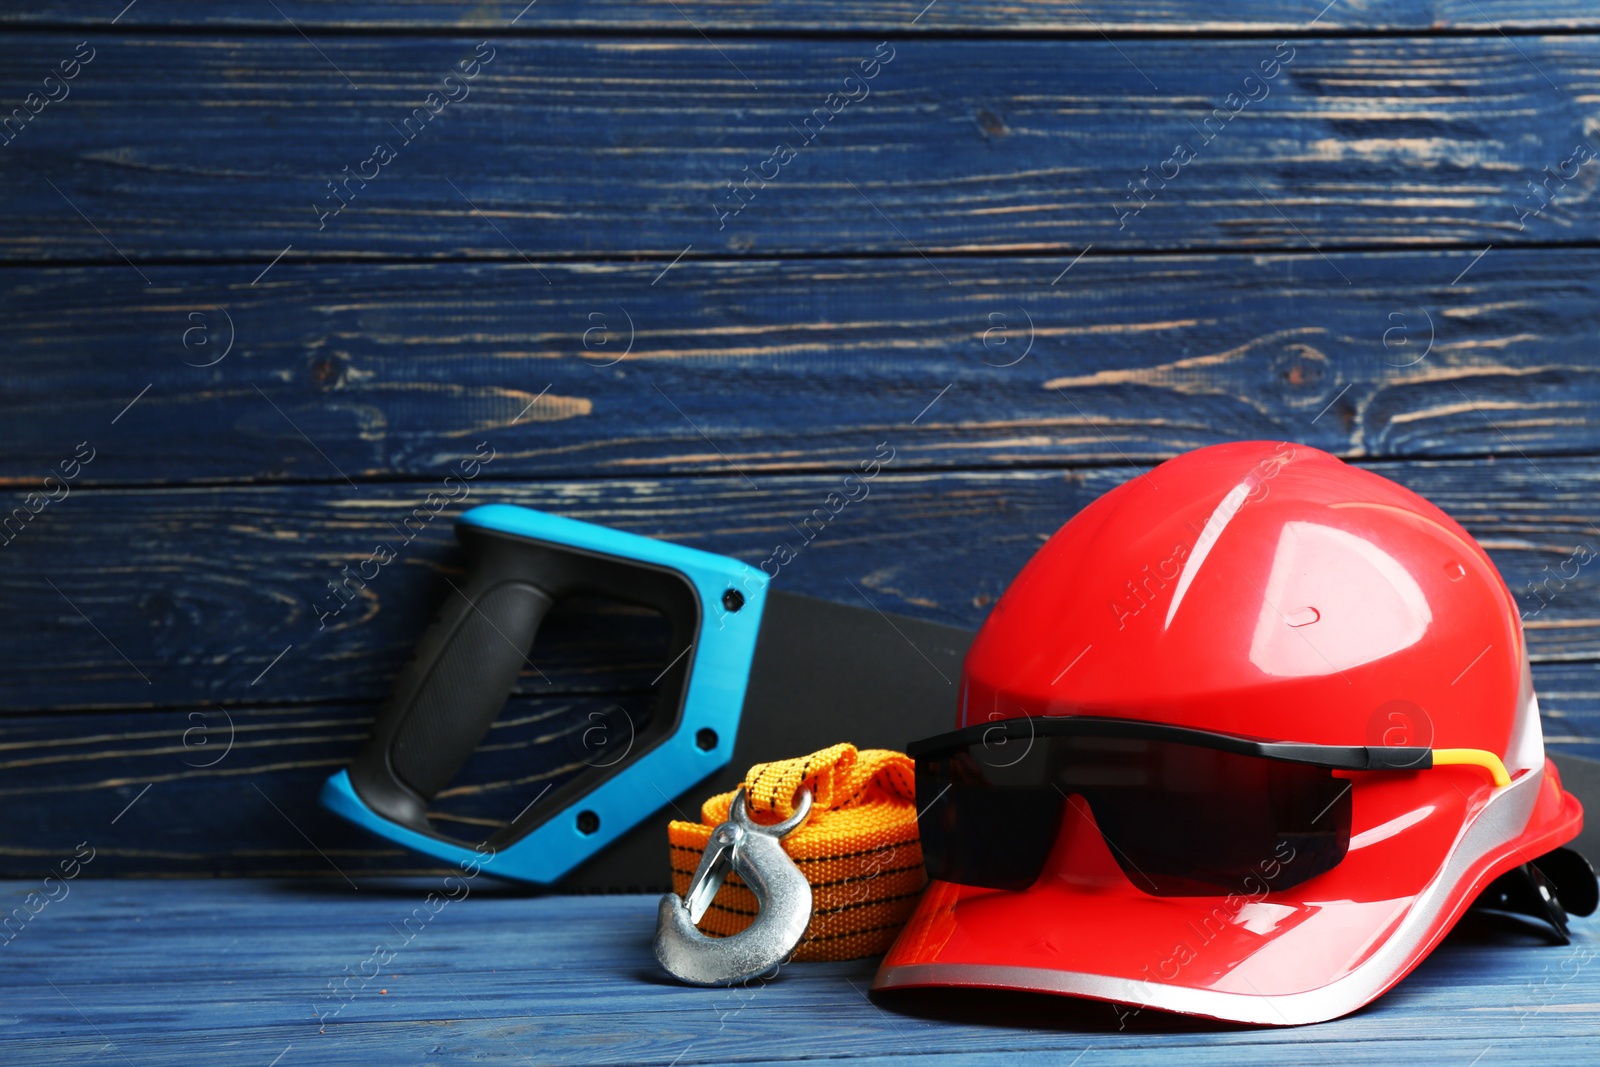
[331,504,769,884]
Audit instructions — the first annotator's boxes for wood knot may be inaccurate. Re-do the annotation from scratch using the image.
[976,108,1008,138]
[308,356,346,391]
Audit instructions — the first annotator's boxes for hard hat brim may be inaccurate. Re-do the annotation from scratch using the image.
[874,760,1581,1026]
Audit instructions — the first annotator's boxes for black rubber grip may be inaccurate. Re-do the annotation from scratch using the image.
[388,580,551,799]
[347,521,701,841]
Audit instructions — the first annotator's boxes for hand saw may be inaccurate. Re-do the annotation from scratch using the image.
[321,503,972,892]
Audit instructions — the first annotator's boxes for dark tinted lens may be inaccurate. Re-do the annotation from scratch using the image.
[917,742,1065,891]
[914,732,1352,896]
[1072,738,1350,896]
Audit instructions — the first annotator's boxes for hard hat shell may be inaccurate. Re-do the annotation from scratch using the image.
[874,441,1582,1025]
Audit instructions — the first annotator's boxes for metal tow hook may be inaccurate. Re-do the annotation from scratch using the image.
[654,786,814,985]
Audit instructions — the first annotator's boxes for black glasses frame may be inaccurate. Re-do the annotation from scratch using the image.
[908,715,1434,772]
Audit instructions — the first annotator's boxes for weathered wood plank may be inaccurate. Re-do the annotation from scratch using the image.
[4,35,1599,259]
[2,879,1597,1065]
[6,251,1600,486]
[3,460,1599,714]
[0,695,669,878]
[5,0,1599,32]
[0,660,1594,879]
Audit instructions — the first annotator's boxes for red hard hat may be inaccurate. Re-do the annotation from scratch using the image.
[876,441,1588,1025]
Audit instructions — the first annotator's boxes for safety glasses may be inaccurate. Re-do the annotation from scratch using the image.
[910,716,1511,897]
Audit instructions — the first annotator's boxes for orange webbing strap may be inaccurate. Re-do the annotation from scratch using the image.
[668,743,926,962]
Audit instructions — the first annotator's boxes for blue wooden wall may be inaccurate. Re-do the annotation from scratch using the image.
[3,2,1600,880]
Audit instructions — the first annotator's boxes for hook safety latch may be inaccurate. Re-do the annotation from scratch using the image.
[654,786,814,985]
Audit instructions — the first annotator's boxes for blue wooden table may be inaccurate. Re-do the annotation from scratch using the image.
[6,0,1600,1060]
[6,878,1597,1065]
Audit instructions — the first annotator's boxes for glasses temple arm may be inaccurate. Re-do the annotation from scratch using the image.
[1431,748,1512,787]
